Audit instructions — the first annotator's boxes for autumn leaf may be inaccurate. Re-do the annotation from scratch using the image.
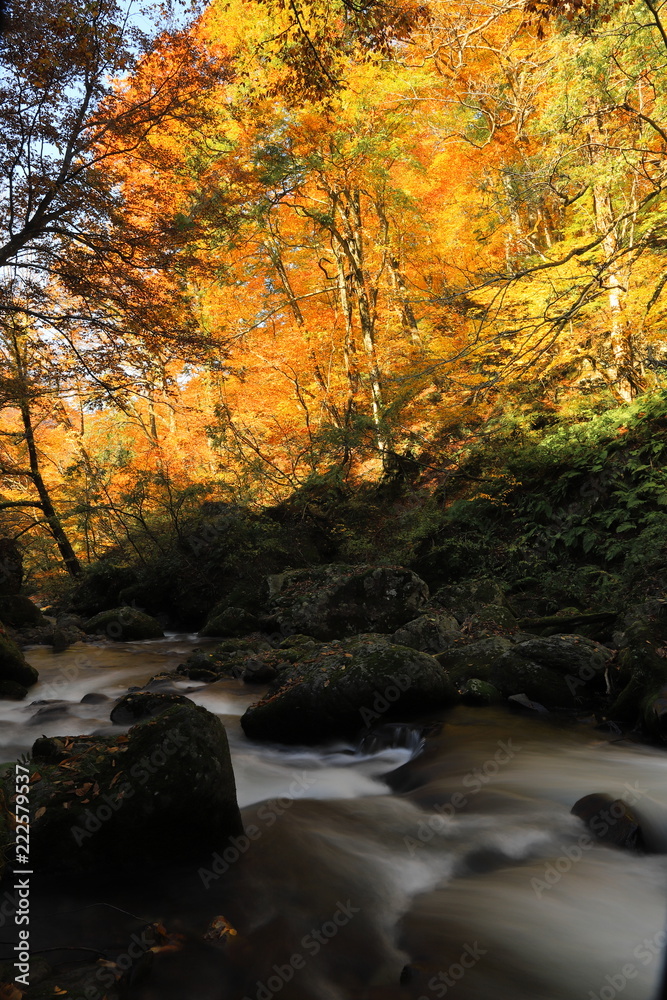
[0,982,23,999]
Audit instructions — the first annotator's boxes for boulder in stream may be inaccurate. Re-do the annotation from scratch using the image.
[241,636,457,744]
[83,605,164,641]
[109,690,192,724]
[0,623,38,698]
[26,701,242,872]
[571,792,644,852]
[268,564,429,640]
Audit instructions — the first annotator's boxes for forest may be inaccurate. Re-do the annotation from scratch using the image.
[3,0,667,600]
[5,3,667,997]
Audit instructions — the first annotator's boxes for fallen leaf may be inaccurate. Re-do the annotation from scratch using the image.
[35,806,46,819]
[0,982,23,999]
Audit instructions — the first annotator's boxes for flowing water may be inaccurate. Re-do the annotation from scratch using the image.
[7,638,667,999]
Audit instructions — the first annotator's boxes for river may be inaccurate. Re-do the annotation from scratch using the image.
[7,636,667,999]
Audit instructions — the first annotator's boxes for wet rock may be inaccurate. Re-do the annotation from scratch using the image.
[51,627,71,652]
[0,679,28,700]
[357,722,425,755]
[26,701,243,872]
[268,564,429,641]
[0,624,38,691]
[571,793,644,851]
[109,691,191,724]
[142,671,183,692]
[80,692,109,704]
[459,678,502,705]
[30,700,70,722]
[507,693,549,714]
[241,636,457,744]
[83,606,164,641]
[391,613,460,653]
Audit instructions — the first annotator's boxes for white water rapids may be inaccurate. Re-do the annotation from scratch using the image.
[6,637,667,999]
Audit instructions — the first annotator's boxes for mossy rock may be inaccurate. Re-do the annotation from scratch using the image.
[26,702,242,872]
[508,634,612,676]
[0,594,47,627]
[469,604,517,633]
[177,638,284,682]
[268,564,429,641]
[0,626,38,689]
[489,652,576,708]
[432,578,509,620]
[241,637,458,744]
[391,613,460,653]
[200,605,263,637]
[458,678,502,705]
[83,606,164,641]
[109,691,191,724]
[437,636,513,680]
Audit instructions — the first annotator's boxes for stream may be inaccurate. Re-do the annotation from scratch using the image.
[6,636,667,999]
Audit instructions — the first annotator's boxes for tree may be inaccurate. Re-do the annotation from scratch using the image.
[0,0,225,574]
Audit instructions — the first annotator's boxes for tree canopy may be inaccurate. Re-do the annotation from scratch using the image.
[3,0,667,577]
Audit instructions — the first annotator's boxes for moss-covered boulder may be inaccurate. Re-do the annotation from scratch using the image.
[437,632,575,708]
[469,604,517,633]
[0,624,38,693]
[268,564,429,641]
[437,635,514,681]
[431,578,509,620]
[489,652,577,708]
[83,606,164,641]
[241,637,458,744]
[459,678,502,705]
[200,605,266,637]
[109,691,191,724]
[177,637,287,683]
[0,593,47,628]
[25,701,242,872]
[507,634,613,677]
[391,613,460,653]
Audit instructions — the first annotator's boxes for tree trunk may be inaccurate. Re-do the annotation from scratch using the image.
[18,398,82,577]
[333,189,390,460]
[588,124,642,401]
